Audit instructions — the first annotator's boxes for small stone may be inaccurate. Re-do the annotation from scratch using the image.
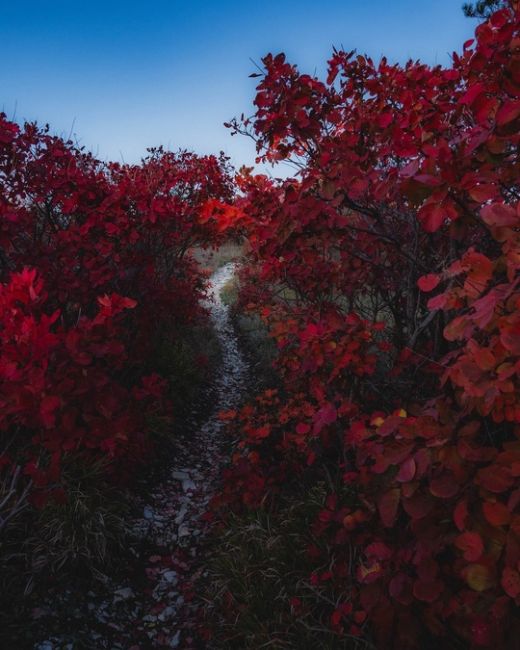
[175,506,188,524]
[113,587,134,602]
[158,605,175,621]
[172,470,189,480]
[162,570,178,584]
[182,479,196,492]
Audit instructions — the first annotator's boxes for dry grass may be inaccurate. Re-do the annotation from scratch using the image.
[203,484,375,649]
[193,240,245,272]
[0,453,131,645]
[27,455,130,581]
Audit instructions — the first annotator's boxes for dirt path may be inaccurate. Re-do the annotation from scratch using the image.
[34,263,248,650]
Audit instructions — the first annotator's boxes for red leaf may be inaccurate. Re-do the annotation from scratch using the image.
[443,315,469,342]
[396,457,416,483]
[402,493,434,519]
[468,184,498,203]
[472,291,498,329]
[389,572,412,604]
[417,274,440,293]
[414,174,443,187]
[454,499,469,531]
[378,488,400,527]
[473,347,496,371]
[418,202,446,232]
[455,531,484,562]
[313,403,337,434]
[400,159,420,178]
[427,292,448,311]
[482,500,511,526]
[470,616,492,646]
[481,203,518,228]
[251,425,271,440]
[496,99,520,126]
[378,112,393,128]
[430,473,459,498]
[501,567,520,598]
[501,323,520,355]
[40,395,61,428]
[365,541,393,560]
[460,82,485,106]
[218,410,237,421]
[412,579,443,603]
[477,466,513,493]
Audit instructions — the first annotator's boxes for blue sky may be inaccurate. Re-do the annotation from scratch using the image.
[1,1,475,172]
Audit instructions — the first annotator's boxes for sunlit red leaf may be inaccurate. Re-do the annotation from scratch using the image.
[417,274,440,293]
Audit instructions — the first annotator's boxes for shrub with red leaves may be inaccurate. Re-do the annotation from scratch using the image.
[0,116,243,504]
[218,3,520,647]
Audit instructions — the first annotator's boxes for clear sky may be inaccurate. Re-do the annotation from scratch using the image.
[1,1,475,173]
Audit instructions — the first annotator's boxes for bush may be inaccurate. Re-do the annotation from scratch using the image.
[0,111,245,506]
[0,114,245,627]
[216,4,520,648]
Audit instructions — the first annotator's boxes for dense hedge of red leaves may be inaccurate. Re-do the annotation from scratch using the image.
[219,3,520,647]
[0,116,241,507]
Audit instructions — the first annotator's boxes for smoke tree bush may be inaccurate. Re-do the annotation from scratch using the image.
[0,115,243,509]
[215,3,520,647]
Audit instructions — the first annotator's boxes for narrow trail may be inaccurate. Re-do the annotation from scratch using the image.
[34,263,249,650]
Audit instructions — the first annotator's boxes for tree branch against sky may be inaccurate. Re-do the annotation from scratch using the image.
[0,1,475,173]
[463,0,507,18]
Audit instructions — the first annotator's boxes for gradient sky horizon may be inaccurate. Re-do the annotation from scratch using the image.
[1,1,476,174]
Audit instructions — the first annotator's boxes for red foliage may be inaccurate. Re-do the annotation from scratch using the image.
[218,3,520,647]
[0,116,241,503]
